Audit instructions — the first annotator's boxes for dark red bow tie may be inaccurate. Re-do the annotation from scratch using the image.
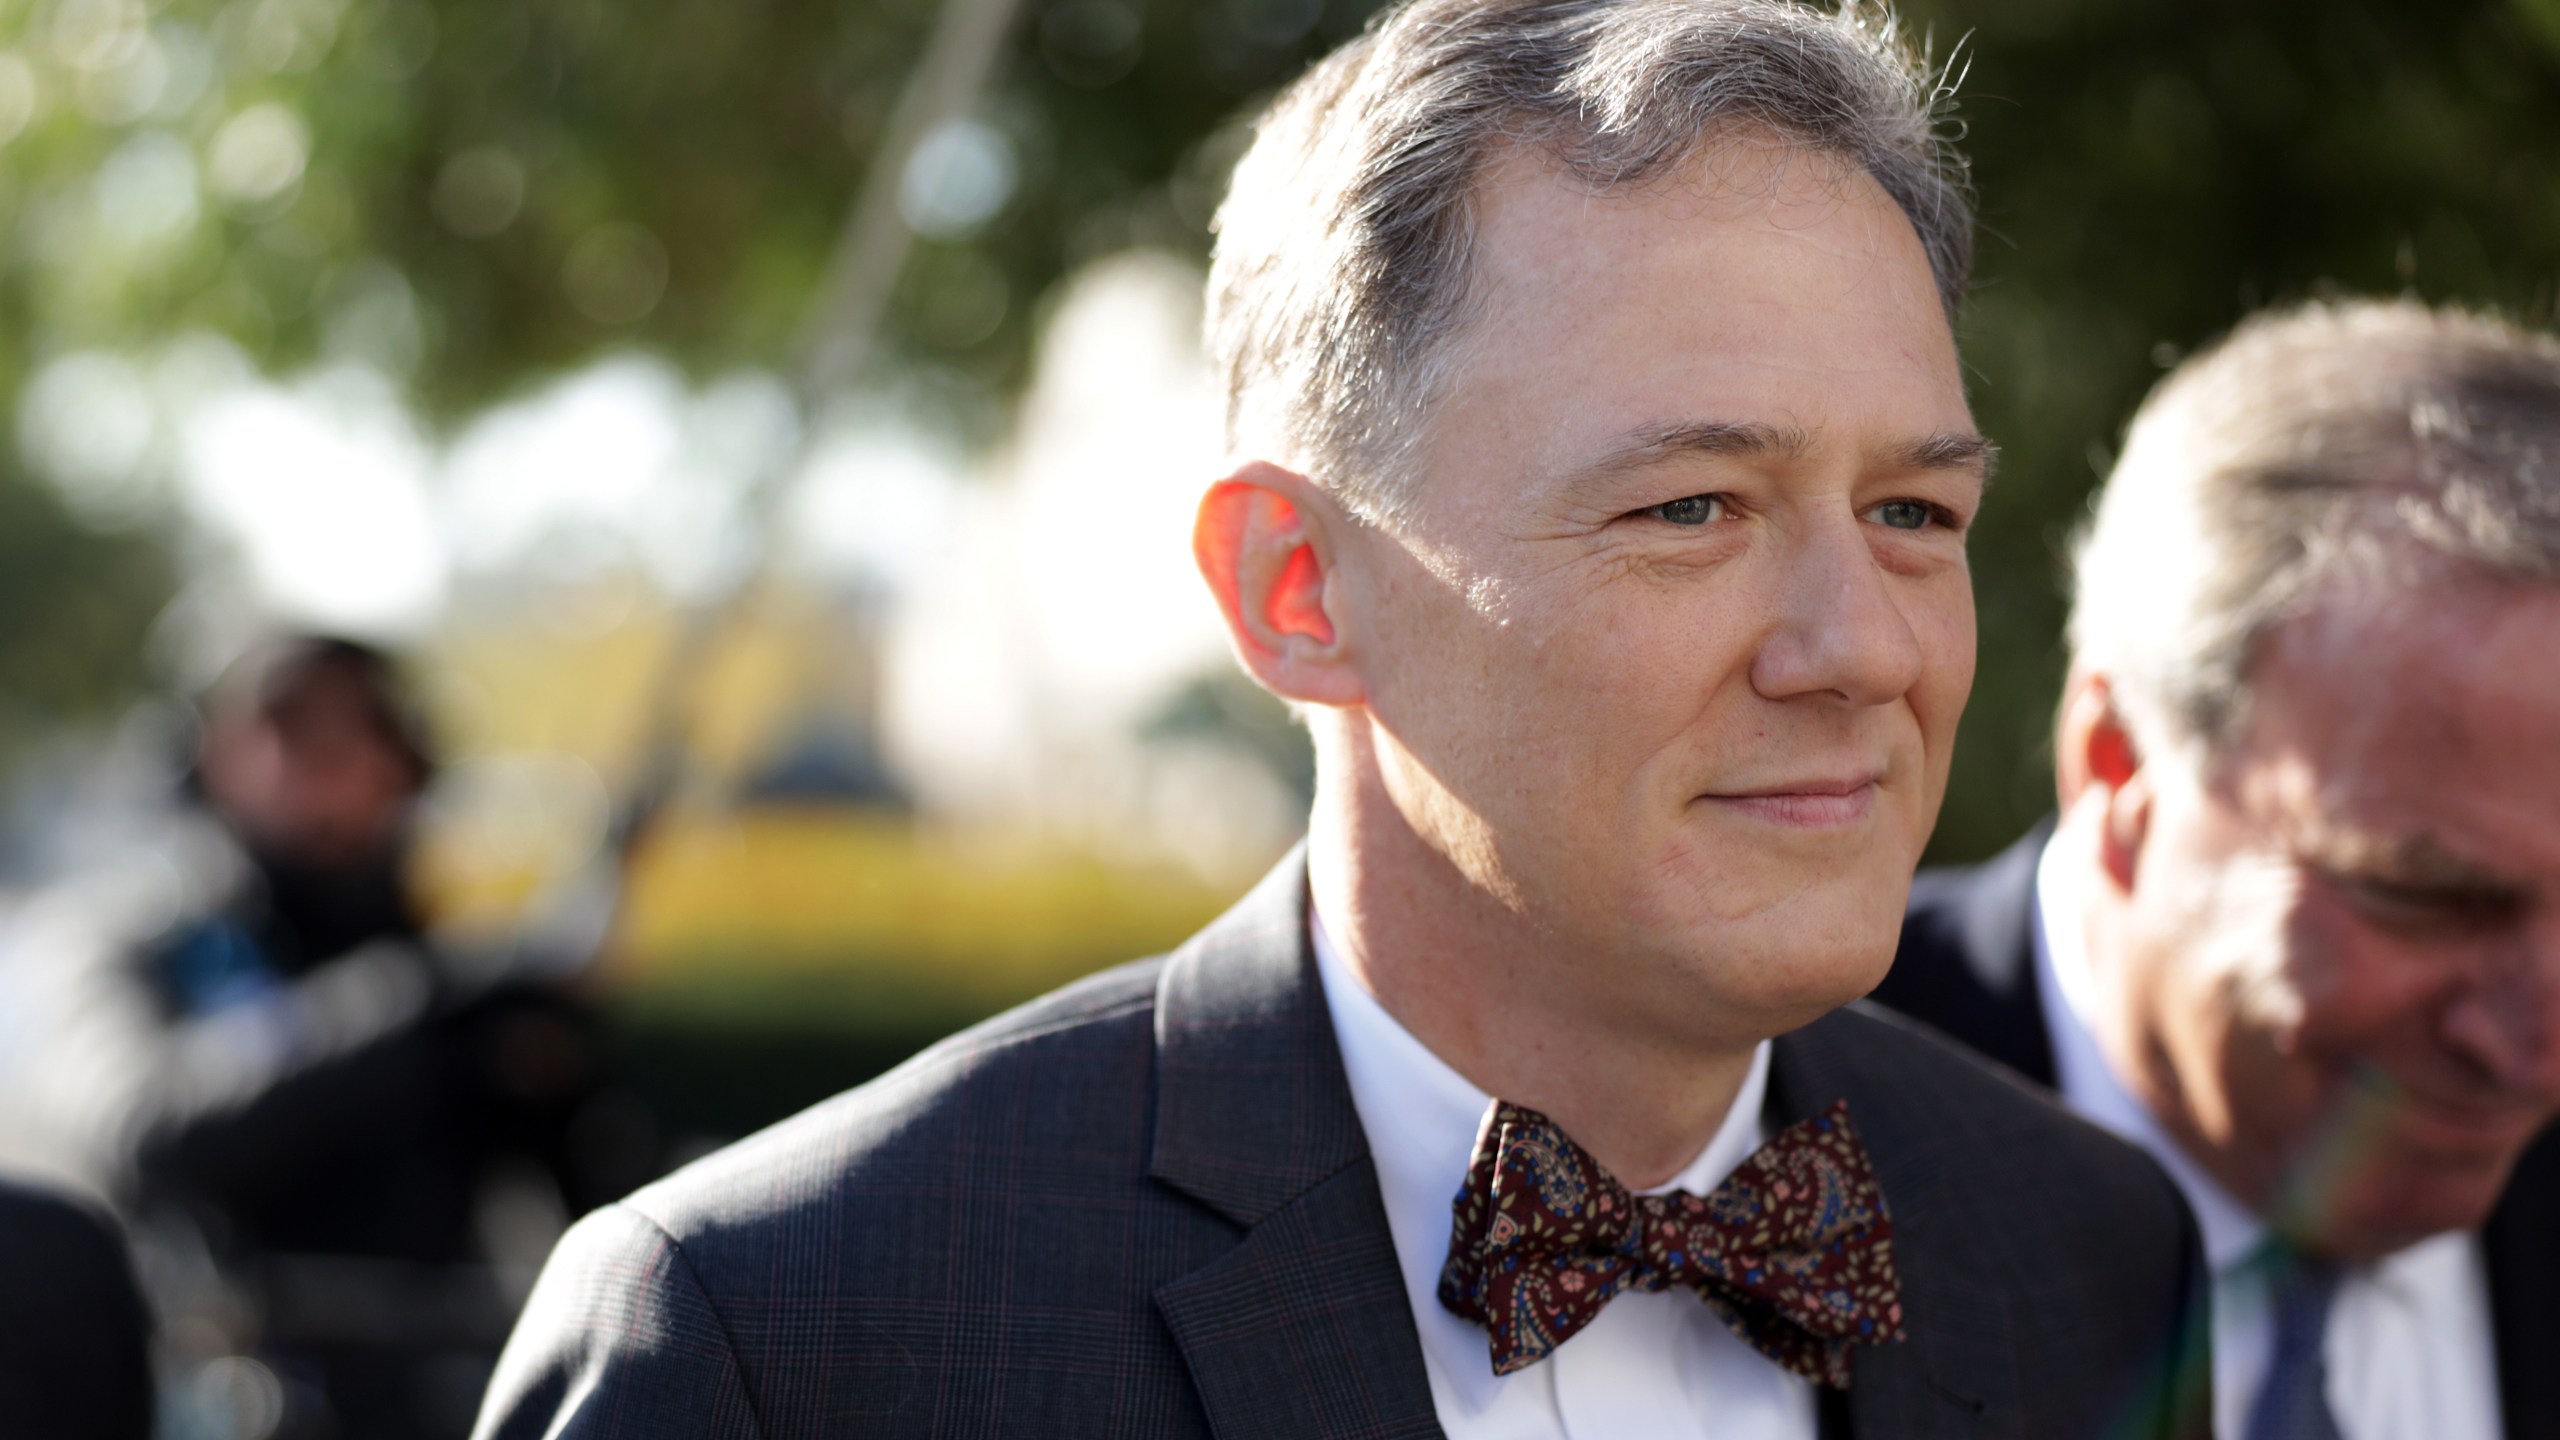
[1436,1098,1906,1388]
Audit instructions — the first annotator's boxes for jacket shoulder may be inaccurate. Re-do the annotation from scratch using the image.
[624,955,1170,1243]
[1797,1006,2212,1440]
[1799,1002,2201,1293]
[478,956,1218,1437]
[1873,825,2060,1086]
[1814,1002,2168,1200]
[1895,864,1994,967]
[1887,828,2043,987]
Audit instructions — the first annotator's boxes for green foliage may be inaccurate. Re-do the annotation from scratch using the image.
[0,0,1369,423]
[4,0,2559,853]
[0,465,167,748]
[0,0,1369,744]
[1899,0,2560,857]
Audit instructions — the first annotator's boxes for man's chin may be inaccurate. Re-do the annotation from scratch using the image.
[2286,1159,2513,1264]
[1651,824,1916,914]
[1599,853,1909,1035]
[1669,925,1897,1034]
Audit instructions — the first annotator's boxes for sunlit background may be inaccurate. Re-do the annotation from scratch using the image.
[2,0,2559,1428]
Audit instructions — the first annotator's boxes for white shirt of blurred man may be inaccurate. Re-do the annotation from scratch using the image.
[2038,303,2560,1440]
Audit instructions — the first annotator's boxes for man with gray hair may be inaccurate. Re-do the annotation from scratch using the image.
[1878,300,2560,1440]
[479,3,2209,1435]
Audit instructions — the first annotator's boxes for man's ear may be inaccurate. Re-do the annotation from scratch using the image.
[2056,671,2150,894]
[1193,461,1364,708]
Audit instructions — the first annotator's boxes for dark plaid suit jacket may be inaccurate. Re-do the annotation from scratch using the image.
[1875,823,2560,1440]
[477,851,2212,1439]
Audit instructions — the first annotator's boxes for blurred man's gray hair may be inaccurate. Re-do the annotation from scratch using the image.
[2072,300,2560,758]
[1206,0,1970,527]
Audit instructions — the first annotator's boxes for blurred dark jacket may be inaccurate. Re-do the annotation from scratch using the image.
[0,793,625,1439]
[0,1176,153,1440]
[1873,822,2560,1440]
[1,809,484,1261]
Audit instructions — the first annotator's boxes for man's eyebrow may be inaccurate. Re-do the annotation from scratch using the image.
[1574,421,1813,482]
[1891,432,2000,481]
[1567,420,1998,489]
[2304,826,2525,895]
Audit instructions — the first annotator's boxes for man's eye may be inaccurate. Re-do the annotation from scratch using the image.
[1649,494,1728,526]
[1865,499,1941,532]
[2337,877,2526,933]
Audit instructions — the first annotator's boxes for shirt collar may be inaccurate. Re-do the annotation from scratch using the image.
[1309,901,1772,1405]
[1310,903,1773,1196]
[2032,829,2268,1273]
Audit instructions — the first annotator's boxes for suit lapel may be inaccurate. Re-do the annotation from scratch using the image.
[1147,849,1444,1440]
[1771,1021,2022,1440]
[1155,1161,1442,1440]
[2485,1124,2560,1440]
[1877,821,2060,1090]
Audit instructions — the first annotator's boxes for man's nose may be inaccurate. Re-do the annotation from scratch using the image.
[1747,518,1924,708]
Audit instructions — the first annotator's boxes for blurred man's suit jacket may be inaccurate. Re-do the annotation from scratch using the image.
[1874,823,2560,1440]
[478,851,2211,1439]
[0,1177,153,1440]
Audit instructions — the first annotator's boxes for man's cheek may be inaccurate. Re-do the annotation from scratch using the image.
[2276,908,2418,1048]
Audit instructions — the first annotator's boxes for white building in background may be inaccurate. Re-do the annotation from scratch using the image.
[880,249,1307,882]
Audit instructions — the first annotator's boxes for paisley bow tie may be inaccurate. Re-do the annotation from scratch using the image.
[1436,1098,1906,1388]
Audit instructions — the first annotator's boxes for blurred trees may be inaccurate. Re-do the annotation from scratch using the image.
[0,467,166,753]
[0,0,1369,427]
[1903,0,2560,856]
[0,0,1369,764]
[3,0,2559,853]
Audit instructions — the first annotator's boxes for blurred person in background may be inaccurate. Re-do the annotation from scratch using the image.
[0,634,633,1439]
[1875,300,2560,1440]
[478,2,2211,1437]
[0,1174,152,1439]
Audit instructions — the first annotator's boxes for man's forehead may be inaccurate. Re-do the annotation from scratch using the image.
[1468,131,1867,237]
[2254,584,2560,743]
[2242,653,2560,896]
[1461,135,1920,316]
[1566,419,1997,488]
[1419,130,1972,521]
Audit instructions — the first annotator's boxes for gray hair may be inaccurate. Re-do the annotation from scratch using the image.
[2071,300,2560,757]
[1205,0,1972,526]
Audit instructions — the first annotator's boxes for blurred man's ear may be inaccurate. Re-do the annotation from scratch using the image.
[2056,671,2150,894]
[1193,461,1364,708]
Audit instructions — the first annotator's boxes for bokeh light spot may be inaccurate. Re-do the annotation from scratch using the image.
[562,222,670,325]
[432,145,527,238]
[18,351,162,525]
[1040,2,1143,89]
[900,118,1017,238]
[75,31,167,123]
[50,0,149,72]
[237,0,345,76]
[207,101,311,212]
[1222,0,1322,47]
[94,130,201,249]
[0,53,40,147]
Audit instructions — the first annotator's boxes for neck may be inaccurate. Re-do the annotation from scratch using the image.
[1306,719,1755,1189]
[2062,804,2285,1218]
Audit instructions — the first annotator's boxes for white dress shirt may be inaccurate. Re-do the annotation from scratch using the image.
[2031,835,2505,1440]
[1310,907,1817,1440]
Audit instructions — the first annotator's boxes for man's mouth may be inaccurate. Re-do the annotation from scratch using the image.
[1700,775,1881,828]
[2343,1066,2552,1156]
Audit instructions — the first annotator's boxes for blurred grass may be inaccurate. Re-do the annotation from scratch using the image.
[582,808,1261,1141]
[613,808,1244,1010]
